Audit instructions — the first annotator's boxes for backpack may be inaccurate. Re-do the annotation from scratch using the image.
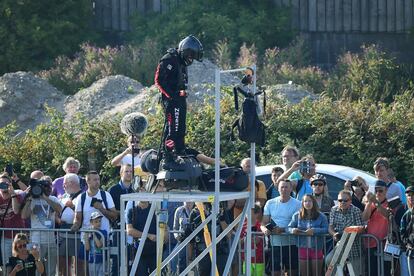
[79,190,109,228]
[231,86,265,146]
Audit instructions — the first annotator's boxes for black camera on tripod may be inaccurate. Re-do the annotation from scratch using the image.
[29,179,50,198]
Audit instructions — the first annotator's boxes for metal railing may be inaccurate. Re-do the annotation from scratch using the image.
[1,227,392,276]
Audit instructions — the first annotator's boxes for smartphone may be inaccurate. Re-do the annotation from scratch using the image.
[5,163,13,176]
[265,220,276,231]
[90,197,102,207]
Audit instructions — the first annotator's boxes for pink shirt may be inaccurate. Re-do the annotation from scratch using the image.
[365,202,389,248]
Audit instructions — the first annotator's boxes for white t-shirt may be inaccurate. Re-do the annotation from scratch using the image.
[60,195,79,224]
[263,196,301,246]
[30,196,63,244]
[74,190,115,236]
[121,154,141,168]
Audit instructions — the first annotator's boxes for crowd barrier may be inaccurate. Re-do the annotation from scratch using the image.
[1,227,389,276]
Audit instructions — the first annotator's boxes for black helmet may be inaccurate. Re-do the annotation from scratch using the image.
[178,35,203,65]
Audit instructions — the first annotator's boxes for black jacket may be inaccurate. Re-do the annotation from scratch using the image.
[154,48,188,99]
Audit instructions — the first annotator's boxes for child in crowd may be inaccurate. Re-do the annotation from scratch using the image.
[84,211,107,276]
[241,203,265,276]
[288,194,328,276]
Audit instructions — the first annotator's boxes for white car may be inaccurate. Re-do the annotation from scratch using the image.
[255,164,377,199]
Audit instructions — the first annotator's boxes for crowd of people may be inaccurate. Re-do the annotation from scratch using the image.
[0,142,414,276]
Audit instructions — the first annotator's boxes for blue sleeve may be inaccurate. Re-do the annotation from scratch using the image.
[313,213,329,234]
[288,212,299,233]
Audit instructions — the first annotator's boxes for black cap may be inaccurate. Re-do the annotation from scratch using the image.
[375,180,387,188]
[405,186,414,193]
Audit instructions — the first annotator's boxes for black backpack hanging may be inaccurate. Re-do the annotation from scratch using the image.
[231,86,265,146]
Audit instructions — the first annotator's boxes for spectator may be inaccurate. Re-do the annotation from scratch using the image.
[327,190,364,275]
[310,174,334,214]
[71,171,117,273]
[52,157,87,199]
[261,180,301,276]
[84,211,106,276]
[29,170,44,180]
[364,180,406,276]
[187,202,228,275]
[126,200,159,276]
[111,136,145,176]
[281,145,301,180]
[373,157,403,200]
[108,164,134,275]
[0,174,26,268]
[267,167,284,200]
[241,158,267,204]
[21,176,62,276]
[344,176,369,211]
[173,201,194,273]
[3,167,27,191]
[241,204,265,276]
[401,186,414,275]
[277,154,316,201]
[57,173,82,276]
[6,233,44,276]
[288,194,328,276]
[388,168,407,206]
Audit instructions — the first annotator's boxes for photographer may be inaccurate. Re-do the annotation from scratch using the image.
[344,176,369,211]
[173,201,194,273]
[0,174,26,268]
[3,164,27,191]
[21,176,62,276]
[187,202,228,276]
[277,154,316,200]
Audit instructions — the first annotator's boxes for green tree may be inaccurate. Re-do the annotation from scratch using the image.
[0,0,97,74]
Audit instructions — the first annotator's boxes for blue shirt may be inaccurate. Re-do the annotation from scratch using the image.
[288,212,328,250]
[296,179,313,201]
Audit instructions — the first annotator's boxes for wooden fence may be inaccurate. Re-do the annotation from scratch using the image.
[93,0,414,32]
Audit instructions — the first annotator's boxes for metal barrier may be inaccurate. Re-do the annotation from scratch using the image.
[0,227,109,276]
[238,232,386,276]
[1,227,391,276]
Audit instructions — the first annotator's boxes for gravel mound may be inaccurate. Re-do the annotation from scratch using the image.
[0,72,65,131]
[64,75,146,120]
[266,83,319,104]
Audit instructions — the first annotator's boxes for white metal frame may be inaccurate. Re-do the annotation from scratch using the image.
[119,65,257,276]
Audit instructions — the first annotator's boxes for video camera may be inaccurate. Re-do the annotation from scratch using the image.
[29,179,50,198]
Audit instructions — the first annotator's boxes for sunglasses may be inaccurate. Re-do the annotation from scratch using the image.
[375,189,385,193]
[311,182,324,187]
[338,199,350,203]
[17,243,27,249]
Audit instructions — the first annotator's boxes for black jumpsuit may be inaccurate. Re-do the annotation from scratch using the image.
[154,48,188,155]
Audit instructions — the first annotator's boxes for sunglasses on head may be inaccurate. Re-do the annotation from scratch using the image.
[338,198,350,203]
[17,243,27,249]
[311,182,324,187]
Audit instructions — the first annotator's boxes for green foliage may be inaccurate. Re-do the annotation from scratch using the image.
[324,45,410,102]
[39,40,162,94]
[127,0,294,58]
[3,85,414,188]
[0,0,97,74]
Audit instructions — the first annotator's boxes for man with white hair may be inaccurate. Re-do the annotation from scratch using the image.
[52,157,87,198]
[58,173,83,275]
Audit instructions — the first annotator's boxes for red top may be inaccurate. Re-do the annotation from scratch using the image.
[0,194,26,238]
[241,220,264,263]
[365,201,389,248]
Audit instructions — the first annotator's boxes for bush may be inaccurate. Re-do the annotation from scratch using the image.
[39,40,162,94]
[0,0,98,74]
[2,86,414,188]
[324,44,410,102]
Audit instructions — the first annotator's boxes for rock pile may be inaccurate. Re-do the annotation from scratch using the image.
[0,72,65,131]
